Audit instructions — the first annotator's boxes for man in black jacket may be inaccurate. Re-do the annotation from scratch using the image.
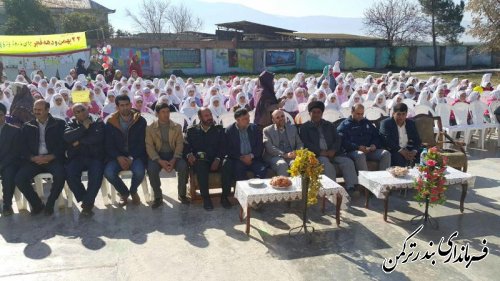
[0,103,21,216]
[64,103,105,216]
[104,95,147,206]
[184,107,225,210]
[299,101,358,193]
[15,100,66,216]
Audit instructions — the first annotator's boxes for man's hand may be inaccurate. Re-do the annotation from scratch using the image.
[72,141,80,147]
[358,145,369,154]
[82,118,92,129]
[158,159,171,172]
[240,155,253,166]
[187,154,196,166]
[166,158,177,172]
[31,155,46,165]
[117,156,131,170]
[399,149,415,161]
[369,144,376,152]
[210,158,220,171]
[285,151,296,159]
[327,150,336,158]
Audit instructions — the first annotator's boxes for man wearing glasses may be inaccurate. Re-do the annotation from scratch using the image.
[64,103,106,216]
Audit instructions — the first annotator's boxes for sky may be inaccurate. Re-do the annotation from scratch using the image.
[94,0,472,36]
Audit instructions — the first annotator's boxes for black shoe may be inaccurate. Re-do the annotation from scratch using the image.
[203,198,214,211]
[151,199,163,209]
[81,204,94,216]
[178,196,190,205]
[2,206,14,217]
[220,197,232,209]
[44,206,54,216]
[31,204,45,216]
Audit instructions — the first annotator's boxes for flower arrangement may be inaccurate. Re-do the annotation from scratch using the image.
[414,146,448,205]
[289,149,324,206]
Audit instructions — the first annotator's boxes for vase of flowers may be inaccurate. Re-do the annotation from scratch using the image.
[413,146,448,227]
[288,149,324,235]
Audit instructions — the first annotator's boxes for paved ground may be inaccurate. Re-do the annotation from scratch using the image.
[0,134,499,281]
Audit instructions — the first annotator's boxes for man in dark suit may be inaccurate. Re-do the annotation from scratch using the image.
[221,108,266,208]
[0,103,21,216]
[380,103,422,167]
[15,100,66,216]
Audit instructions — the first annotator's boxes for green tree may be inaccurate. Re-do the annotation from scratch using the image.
[466,0,500,52]
[61,12,114,39]
[419,0,465,67]
[4,0,56,35]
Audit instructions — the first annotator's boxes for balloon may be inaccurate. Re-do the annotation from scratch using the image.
[102,47,107,54]
[107,48,111,55]
[102,63,109,69]
[106,44,112,51]
[97,47,103,54]
[108,58,114,64]
[102,56,108,63]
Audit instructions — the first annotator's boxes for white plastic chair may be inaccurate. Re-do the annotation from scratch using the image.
[249,110,255,123]
[141,113,157,126]
[34,173,73,209]
[364,107,387,121]
[283,111,295,124]
[340,107,351,118]
[468,101,497,149]
[294,111,310,124]
[440,103,471,146]
[0,177,26,210]
[219,112,236,128]
[488,101,500,146]
[323,110,343,123]
[413,105,436,116]
[170,112,191,130]
[402,99,416,110]
[105,171,152,204]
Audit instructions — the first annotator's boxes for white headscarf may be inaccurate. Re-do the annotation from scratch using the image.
[236,92,248,108]
[467,91,480,103]
[372,92,387,109]
[344,92,363,108]
[416,88,432,107]
[481,73,491,88]
[325,93,340,111]
[282,88,298,112]
[208,96,226,117]
[181,97,199,119]
[49,93,68,120]
[365,85,378,101]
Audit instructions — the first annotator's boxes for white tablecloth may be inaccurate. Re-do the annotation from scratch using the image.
[234,176,349,211]
[359,167,476,199]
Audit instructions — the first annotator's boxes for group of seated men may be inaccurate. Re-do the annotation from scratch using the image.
[0,95,421,216]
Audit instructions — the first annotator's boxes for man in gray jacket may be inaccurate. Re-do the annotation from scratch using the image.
[263,110,303,176]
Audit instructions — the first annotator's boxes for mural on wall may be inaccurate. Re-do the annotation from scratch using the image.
[304,48,340,71]
[345,47,376,69]
[150,48,162,76]
[265,50,296,67]
[110,48,151,75]
[378,47,410,68]
[163,49,201,69]
[1,49,90,80]
[444,46,467,66]
[415,47,436,67]
[213,49,254,74]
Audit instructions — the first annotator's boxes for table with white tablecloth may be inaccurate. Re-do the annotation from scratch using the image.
[234,176,349,235]
[358,166,476,221]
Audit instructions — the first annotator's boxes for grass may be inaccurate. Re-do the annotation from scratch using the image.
[190,70,500,86]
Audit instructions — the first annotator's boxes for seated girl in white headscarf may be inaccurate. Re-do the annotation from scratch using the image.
[416,88,432,107]
[298,94,318,112]
[232,92,251,112]
[365,85,378,101]
[102,90,117,118]
[165,87,182,109]
[133,95,154,114]
[372,93,387,112]
[342,92,363,108]
[208,96,226,118]
[430,86,447,109]
[181,97,199,119]
[49,93,69,120]
[294,88,307,104]
[387,93,405,112]
[282,88,299,117]
[325,93,340,111]
[0,88,12,113]
[44,86,56,103]
[315,88,327,103]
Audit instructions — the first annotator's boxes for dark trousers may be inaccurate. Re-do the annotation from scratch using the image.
[104,158,145,197]
[221,158,267,197]
[147,152,188,199]
[192,159,221,199]
[1,164,19,208]
[15,161,66,210]
[391,150,421,167]
[65,157,104,207]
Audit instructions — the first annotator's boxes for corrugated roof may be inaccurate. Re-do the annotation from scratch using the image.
[278,32,385,41]
[0,0,113,12]
[216,21,296,34]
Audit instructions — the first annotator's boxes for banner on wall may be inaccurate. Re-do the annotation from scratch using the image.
[0,32,87,55]
[265,50,296,67]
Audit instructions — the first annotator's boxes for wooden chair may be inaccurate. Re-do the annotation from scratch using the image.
[413,114,468,172]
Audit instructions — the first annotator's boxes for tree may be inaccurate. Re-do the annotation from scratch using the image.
[466,0,500,52]
[115,29,133,38]
[419,0,465,67]
[363,0,428,67]
[61,12,114,39]
[167,3,203,33]
[3,0,56,35]
[126,0,204,38]
[126,0,171,38]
